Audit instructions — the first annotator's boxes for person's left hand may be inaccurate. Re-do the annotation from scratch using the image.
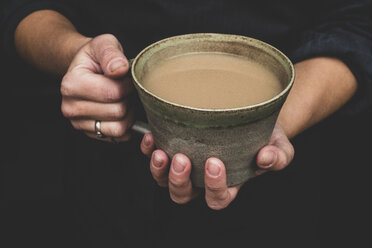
[140,122,294,210]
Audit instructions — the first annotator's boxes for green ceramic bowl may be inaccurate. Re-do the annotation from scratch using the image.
[131,33,294,187]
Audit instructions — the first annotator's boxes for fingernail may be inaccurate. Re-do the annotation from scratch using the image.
[261,151,275,168]
[206,159,221,177]
[108,59,127,72]
[172,156,186,174]
[153,153,163,168]
[143,134,151,147]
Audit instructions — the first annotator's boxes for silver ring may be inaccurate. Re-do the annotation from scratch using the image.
[95,120,105,138]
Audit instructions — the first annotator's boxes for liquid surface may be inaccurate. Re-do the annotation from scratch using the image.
[141,52,283,109]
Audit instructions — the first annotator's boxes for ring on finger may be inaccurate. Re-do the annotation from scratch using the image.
[95,120,105,138]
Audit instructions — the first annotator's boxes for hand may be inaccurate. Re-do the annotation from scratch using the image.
[60,34,135,142]
[140,122,294,210]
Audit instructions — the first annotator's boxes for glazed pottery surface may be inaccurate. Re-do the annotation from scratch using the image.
[131,33,294,187]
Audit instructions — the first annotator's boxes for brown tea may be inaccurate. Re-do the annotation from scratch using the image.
[141,52,283,109]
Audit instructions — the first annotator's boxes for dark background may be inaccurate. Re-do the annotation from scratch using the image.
[1,1,371,243]
[2,48,371,247]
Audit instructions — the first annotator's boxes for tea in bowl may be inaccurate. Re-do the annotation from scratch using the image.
[131,33,294,187]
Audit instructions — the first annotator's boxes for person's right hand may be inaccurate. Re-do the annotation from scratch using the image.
[60,34,135,142]
[140,122,294,210]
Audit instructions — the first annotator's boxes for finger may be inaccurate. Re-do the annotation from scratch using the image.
[150,150,169,187]
[70,108,135,137]
[61,72,134,103]
[204,158,240,210]
[257,144,294,171]
[256,130,294,171]
[256,147,277,170]
[88,34,129,78]
[168,154,199,204]
[61,97,131,120]
[140,133,155,157]
[256,123,294,171]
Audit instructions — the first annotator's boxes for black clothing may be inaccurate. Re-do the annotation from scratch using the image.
[1,0,372,247]
[2,0,372,114]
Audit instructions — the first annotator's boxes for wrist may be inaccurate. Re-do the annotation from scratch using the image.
[62,33,92,69]
[15,10,91,75]
[277,57,357,139]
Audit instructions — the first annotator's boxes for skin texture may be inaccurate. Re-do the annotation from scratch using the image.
[60,34,136,142]
[140,56,357,210]
[15,10,357,210]
[16,10,136,142]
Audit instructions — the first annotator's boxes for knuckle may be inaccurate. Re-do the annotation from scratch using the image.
[60,75,73,97]
[103,85,123,102]
[205,189,230,210]
[206,200,228,210]
[112,102,127,119]
[273,160,286,171]
[93,34,118,49]
[100,33,118,43]
[205,184,224,194]
[101,46,118,61]
[110,121,128,137]
[70,120,84,131]
[275,148,294,171]
[61,101,76,118]
[102,34,123,52]
[94,34,125,70]
[169,177,190,189]
[170,194,191,205]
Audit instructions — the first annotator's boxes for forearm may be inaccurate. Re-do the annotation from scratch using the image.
[278,57,357,139]
[14,10,91,75]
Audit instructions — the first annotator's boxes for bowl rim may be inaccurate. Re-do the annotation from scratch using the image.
[131,33,295,113]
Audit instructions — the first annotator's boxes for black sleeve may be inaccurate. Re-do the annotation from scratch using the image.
[289,0,372,115]
[0,0,79,59]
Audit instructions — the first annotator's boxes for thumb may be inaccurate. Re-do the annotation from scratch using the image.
[256,141,294,171]
[256,123,294,171]
[89,34,129,78]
